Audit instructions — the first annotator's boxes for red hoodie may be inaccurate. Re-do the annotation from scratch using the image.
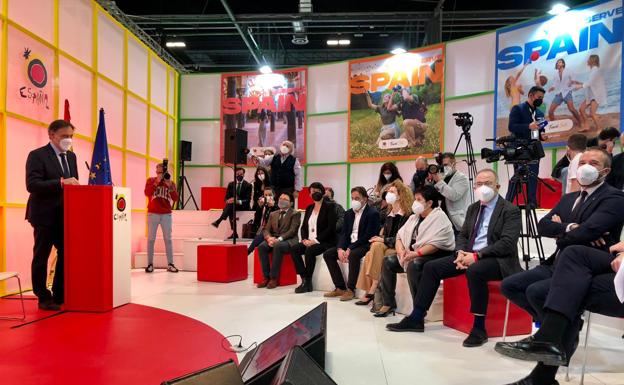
[145,177,179,214]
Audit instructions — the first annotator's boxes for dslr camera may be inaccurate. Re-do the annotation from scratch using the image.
[427,153,445,174]
[480,135,545,164]
[162,158,171,180]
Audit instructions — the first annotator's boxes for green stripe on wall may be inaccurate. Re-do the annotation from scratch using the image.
[307,110,348,118]
[445,90,495,102]
[180,117,220,122]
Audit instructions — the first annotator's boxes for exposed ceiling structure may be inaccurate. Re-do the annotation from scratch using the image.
[105,0,589,73]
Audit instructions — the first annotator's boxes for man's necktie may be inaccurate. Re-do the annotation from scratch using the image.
[571,190,588,223]
[467,204,487,251]
[59,153,70,178]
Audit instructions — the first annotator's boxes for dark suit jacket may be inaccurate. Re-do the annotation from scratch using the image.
[456,196,522,277]
[538,182,624,262]
[225,180,252,210]
[263,208,302,246]
[606,153,624,190]
[26,143,79,226]
[301,200,337,246]
[508,101,545,140]
[338,205,381,251]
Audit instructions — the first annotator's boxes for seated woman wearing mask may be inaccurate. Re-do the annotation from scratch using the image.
[251,166,271,213]
[290,182,337,294]
[355,180,413,306]
[374,185,455,317]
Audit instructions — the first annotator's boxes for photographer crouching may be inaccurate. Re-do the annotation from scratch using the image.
[507,86,547,207]
[144,160,179,273]
[427,153,470,234]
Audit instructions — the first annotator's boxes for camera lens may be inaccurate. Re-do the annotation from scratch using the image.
[427,164,440,174]
[164,172,171,180]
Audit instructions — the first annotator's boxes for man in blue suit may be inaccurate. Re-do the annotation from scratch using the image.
[506,86,546,207]
[323,186,381,301]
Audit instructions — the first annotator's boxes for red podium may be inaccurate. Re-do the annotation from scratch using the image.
[443,275,532,337]
[64,186,132,312]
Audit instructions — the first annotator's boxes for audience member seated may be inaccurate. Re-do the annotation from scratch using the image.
[496,244,624,385]
[374,185,455,317]
[386,169,521,349]
[324,187,345,234]
[254,140,302,199]
[251,166,271,211]
[257,192,301,289]
[428,152,470,233]
[371,162,403,220]
[564,133,587,194]
[501,147,624,339]
[211,167,252,239]
[323,186,381,301]
[355,180,412,306]
[290,182,337,294]
[410,156,429,193]
[247,187,278,255]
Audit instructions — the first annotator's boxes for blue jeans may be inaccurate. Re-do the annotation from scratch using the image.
[147,213,173,265]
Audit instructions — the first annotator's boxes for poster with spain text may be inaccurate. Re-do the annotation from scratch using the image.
[348,44,444,162]
[495,0,622,145]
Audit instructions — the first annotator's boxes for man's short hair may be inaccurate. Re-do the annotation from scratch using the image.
[598,127,620,141]
[351,186,368,198]
[280,192,294,203]
[263,186,274,194]
[586,146,612,168]
[441,152,455,161]
[309,182,325,192]
[567,134,588,152]
[48,119,74,133]
[235,167,245,173]
[528,86,546,95]
[477,168,499,183]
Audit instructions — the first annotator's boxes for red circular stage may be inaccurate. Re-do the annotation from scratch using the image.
[0,301,237,385]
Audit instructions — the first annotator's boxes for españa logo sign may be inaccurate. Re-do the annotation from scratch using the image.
[19,47,50,109]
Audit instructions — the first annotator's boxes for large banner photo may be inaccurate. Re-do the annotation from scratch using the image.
[349,44,444,162]
[220,68,307,164]
[495,0,623,145]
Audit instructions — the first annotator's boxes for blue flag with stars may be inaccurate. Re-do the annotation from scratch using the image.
[89,108,113,185]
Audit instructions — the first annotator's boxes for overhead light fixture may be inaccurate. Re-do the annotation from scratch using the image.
[548,3,569,15]
[379,33,389,37]
[293,21,304,33]
[391,48,407,55]
[327,39,339,46]
[259,65,272,74]
[338,39,351,45]
[354,33,363,37]
[166,41,186,48]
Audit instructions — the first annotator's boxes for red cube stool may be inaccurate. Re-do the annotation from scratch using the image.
[443,275,532,337]
[201,187,226,210]
[253,249,297,286]
[297,187,313,210]
[197,244,248,282]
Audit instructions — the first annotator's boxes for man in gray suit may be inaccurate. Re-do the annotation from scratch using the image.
[257,192,301,289]
[430,152,471,232]
[387,169,522,349]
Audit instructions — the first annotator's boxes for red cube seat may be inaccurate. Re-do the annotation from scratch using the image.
[197,244,248,282]
[253,249,297,286]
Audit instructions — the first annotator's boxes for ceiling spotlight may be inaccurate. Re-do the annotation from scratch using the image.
[391,48,407,55]
[379,33,389,37]
[259,65,272,74]
[354,33,363,37]
[327,39,339,46]
[166,41,186,48]
[338,39,351,45]
[548,3,569,15]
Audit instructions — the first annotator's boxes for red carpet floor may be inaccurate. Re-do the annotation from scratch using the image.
[0,300,237,385]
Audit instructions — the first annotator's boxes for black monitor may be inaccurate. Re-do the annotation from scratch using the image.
[239,303,327,385]
[270,346,337,385]
[161,359,243,385]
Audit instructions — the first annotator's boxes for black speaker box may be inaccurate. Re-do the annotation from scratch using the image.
[270,346,337,385]
[180,140,192,162]
[161,359,243,385]
[224,128,248,164]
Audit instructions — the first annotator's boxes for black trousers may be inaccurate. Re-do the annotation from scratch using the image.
[501,264,554,322]
[32,225,64,304]
[380,252,450,308]
[218,203,248,231]
[323,245,369,291]
[247,233,265,255]
[290,242,332,279]
[414,255,503,315]
[258,240,292,279]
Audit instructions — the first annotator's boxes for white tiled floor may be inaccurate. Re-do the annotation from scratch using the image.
[130,270,624,385]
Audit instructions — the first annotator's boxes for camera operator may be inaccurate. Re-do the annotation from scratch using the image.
[144,161,179,273]
[428,153,470,233]
[508,86,546,207]
[409,156,429,193]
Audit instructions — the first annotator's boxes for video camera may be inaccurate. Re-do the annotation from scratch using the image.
[480,135,545,164]
[452,112,473,132]
[162,158,171,180]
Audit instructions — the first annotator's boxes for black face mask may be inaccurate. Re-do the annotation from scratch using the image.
[416,170,428,180]
[236,175,244,182]
[533,98,543,108]
[311,192,323,202]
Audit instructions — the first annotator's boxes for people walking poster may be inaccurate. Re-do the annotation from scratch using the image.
[348,45,444,162]
[495,0,622,145]
[220,68,307,165]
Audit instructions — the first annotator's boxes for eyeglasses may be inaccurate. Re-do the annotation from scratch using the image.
[474,181,495,188]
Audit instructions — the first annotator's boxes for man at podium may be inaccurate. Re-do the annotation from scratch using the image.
[25,119,80,311]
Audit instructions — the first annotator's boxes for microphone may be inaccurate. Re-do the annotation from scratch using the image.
[85,161,91,171]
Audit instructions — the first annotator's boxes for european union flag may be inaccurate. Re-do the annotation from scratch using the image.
[89,108,113,185]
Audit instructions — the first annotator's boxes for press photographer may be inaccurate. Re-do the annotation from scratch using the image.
[427,152,470,233]
[507,85,546,207]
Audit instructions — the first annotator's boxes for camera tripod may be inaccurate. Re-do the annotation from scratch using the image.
[175,159,198,210]
[453,126,478,202]
[506,163,554,269]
